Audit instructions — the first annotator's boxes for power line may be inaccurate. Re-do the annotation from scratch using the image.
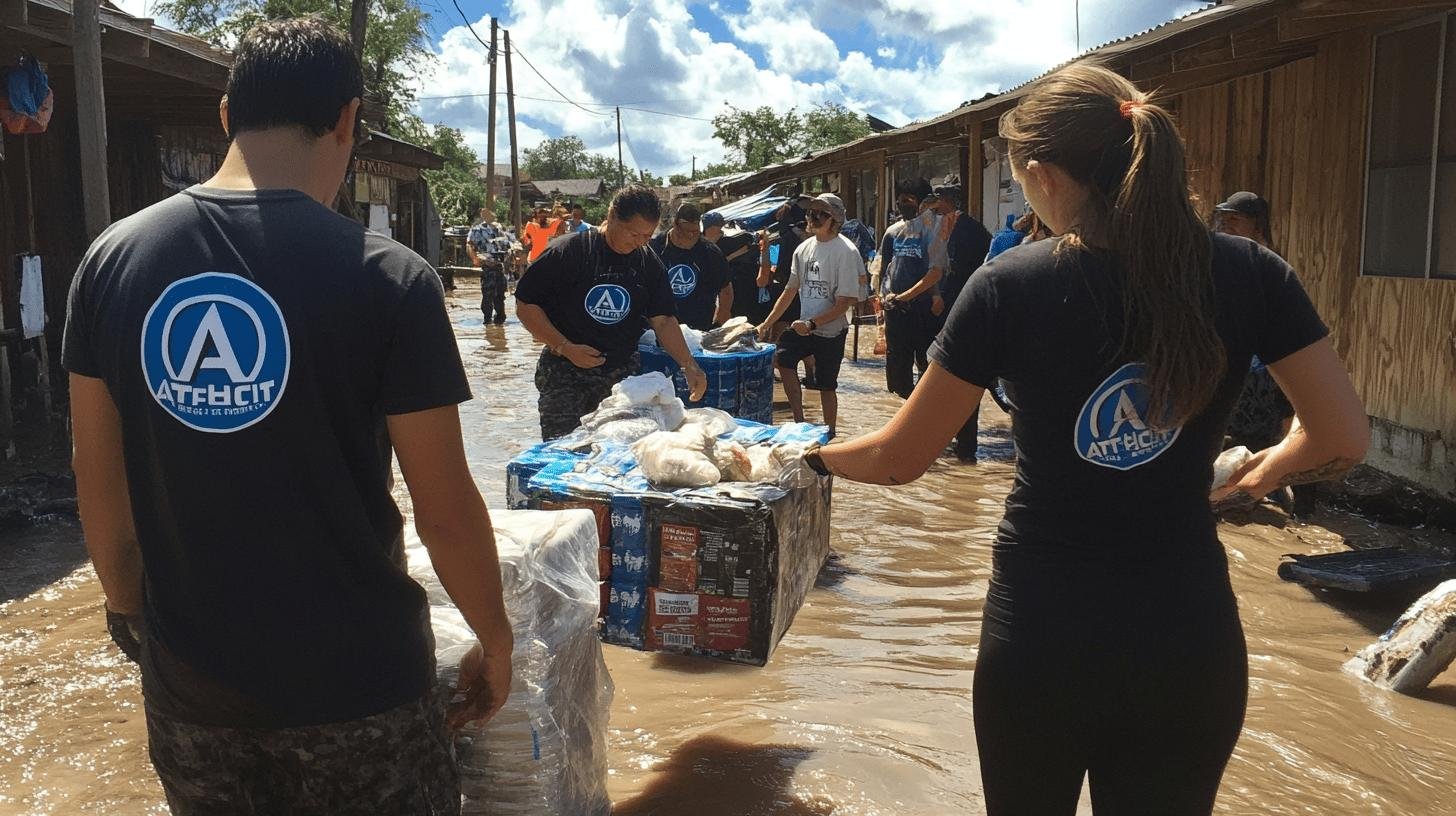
[619,106,713,123]
[508,41,611,117]
[448,3,605,117]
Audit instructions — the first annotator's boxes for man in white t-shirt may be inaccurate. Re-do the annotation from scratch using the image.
[756,193,863,436]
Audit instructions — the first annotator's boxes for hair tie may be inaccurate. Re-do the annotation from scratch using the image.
[1119,99,1146,118]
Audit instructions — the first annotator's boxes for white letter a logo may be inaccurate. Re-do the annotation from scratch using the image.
[1107,389,1148,437]
[177,304,248,382]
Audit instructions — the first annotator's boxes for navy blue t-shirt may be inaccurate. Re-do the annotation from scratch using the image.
[63,186,471,727]
[515,229,675,365]
[931,232,1327,556]
[649,234,731,330]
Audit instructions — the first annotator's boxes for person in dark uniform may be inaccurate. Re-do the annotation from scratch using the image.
[803,65,1368,815]
[927,175,993,460]
[702,212,769,323]
[878,177,949,399]
[757,197,808,338]
[648,203,733,330]
[515,185,707,440]
[467,207,507,324]
[64,18,514,814]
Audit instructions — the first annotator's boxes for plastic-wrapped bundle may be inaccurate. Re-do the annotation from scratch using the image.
[407,509,613,816]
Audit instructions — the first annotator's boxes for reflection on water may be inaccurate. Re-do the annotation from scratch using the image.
[1,282,1454,814]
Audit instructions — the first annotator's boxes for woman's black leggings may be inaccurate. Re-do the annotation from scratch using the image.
[973,564,1248,815]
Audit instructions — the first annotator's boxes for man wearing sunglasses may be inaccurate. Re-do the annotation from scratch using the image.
[756,193,863,436]
[64,18,510,814]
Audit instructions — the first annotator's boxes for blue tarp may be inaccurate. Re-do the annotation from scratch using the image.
[705,187,789,232]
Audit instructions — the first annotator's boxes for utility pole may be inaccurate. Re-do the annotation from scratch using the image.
[72,0,110,241]
[485,17,499,217]
[505,30,521,241]
[349,0,367,58]
[1075,0,1080,53]
[616,106,625,190]
[691,155,696,179]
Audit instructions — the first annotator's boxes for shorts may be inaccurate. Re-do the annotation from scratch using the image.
[774,329,848,391]
[145,683,460,816]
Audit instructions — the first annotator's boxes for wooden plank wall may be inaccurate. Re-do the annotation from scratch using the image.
[1174,29,1456,440]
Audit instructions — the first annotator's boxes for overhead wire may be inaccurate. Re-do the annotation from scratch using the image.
[449,1,607,117]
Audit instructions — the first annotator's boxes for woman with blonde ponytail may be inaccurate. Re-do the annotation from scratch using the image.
[803,64,1369,813]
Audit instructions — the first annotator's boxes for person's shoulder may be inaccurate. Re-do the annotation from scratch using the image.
[697,239,724,258]
[362,230,435,283]
[976,238,1059,284]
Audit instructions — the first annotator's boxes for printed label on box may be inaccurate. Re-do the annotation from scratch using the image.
[612,548,650,582]
[659,556,699,593]
[660,523,699,559]
[653,591,699,616]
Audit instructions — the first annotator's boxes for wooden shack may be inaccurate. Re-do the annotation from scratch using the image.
[349,130,445,265]
[728,0,1456,501]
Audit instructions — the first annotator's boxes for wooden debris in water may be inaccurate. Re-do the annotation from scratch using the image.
[1345,579,1456,694]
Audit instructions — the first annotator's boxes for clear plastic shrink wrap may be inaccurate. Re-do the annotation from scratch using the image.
[406,509,613,816]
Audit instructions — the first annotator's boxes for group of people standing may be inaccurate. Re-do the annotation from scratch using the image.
[60,15,1375,816]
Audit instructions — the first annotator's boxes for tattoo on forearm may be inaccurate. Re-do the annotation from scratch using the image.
[1277,457,1358,488]
[1210,490,1256,513]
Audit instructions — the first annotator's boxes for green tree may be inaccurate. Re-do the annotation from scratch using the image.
[668,173,692,186]
[711,103,869,171]
[698,159,746,179]
[153,0,432,131]
[803,102,872,151]
[711,105,803,171]
[396,121,485,226]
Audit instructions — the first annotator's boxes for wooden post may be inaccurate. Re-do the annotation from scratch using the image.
[967,119,984,222]
[485,17,498,217]
[349,0,367,58]
[504,30,521,241]
[616,107,624,190]
[73,0,112,241]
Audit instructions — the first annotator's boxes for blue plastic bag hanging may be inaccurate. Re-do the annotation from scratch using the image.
[7,57,49,117]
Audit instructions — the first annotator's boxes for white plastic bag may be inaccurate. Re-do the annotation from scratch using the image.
[1211,446,1252,492]
[683,408,737,438]
[632,427,721,488]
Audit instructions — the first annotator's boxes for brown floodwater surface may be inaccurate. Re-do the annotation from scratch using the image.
[2,283,1453,814]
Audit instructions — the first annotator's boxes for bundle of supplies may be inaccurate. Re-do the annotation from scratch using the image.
[507,374,832,666]
[407,509,613,815]
[638,319,775,424]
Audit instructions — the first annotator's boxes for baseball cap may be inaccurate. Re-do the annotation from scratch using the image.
[1213,191,1269,219]
[811,193,847,223]
[932,174,963,203]
[675,202,702,223]
[701,211,725,228]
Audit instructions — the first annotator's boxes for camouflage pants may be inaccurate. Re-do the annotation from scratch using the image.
[535,348,640,440]
[480,268,508,324]
[145,684,460,816]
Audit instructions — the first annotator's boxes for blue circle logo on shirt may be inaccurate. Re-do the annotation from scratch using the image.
[1074,363,1181,470]
[584,283,632,325]
[667,264,698,298]
[140,272,291,433]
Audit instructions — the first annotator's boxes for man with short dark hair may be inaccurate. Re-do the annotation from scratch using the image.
[649,203,733,330]
[879,176,948,399]
[756,193,862,436]
[928,175,992,460]
[567,202,592,233]
[515,184,708,439]
[64,17,510,814]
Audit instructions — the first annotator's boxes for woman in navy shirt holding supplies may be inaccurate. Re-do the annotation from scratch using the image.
[803,65,1369,814]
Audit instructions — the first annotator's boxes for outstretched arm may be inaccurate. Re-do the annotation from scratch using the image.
[818,362,984,485]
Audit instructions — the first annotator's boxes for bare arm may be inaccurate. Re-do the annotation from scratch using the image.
[714,283,734,326]
[818,362,984,484]
[388,405,513,726]
[517,301,604,368]
[466,242,480,266]
[1213,339,1369,505]
[70,374,144,616]
[648,314,708,400]
[756,280,801,333]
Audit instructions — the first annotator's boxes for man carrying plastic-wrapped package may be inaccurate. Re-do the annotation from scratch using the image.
[756,193,863,437]
[64,19,512,815]
[517,184,708,440]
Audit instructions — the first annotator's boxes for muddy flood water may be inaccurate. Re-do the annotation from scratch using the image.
[2,281,1455,815]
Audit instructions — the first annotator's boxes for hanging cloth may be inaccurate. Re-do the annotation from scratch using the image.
[19,254,45,339]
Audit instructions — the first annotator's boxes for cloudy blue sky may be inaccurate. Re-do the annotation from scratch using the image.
[121,0,1206,177]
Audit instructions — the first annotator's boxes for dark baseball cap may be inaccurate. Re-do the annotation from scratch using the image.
[1214,191,1269,219]
[701,211,725,228]
[675,202,702,223]
[931,173,962,203]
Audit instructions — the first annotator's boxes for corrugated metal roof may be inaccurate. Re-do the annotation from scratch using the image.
[728,0,1284,191]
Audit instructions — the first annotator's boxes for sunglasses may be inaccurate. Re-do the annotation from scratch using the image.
[806,209,832,222]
